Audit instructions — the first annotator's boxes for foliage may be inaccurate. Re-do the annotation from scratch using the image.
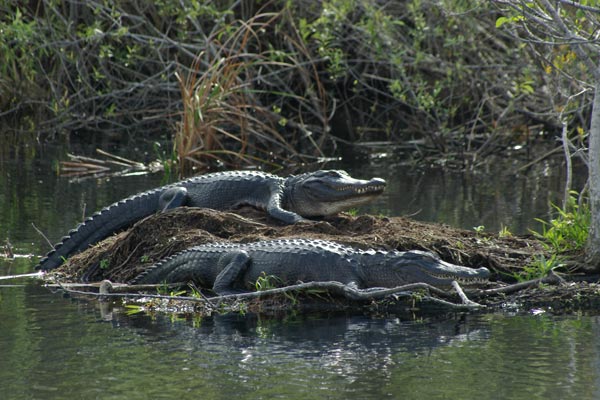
[498,225,513,238]
[187,283,204,299]
[153,142,178,183]
[492,0,599,152]
[510,191,590,281]
[99,259,109,270]
[173,15,308,173]
[473,225,485,234]
[156,283,186,297]
[493,0,600,269]
[346,208,359,217]
[295,0,546,154]
[254,272,303,304]
[255,272,282,292]
[515,254,564,282]
[530,191,590,254]
[0,0,556,168]
[512,190,588,281]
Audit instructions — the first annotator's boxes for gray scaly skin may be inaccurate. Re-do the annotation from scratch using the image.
[130,239,490,294]
[37,170,385,271]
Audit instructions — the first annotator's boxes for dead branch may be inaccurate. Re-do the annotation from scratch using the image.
[475,271,565,297]
[47,279,484,311]
[0,272,44,281]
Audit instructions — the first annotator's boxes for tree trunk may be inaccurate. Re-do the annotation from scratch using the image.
[586,76,600,271]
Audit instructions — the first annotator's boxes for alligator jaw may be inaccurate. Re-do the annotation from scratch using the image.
[289,170,386,216]
[327,177,386,198]
[379,250,491,288]
[423,268,490,286]
[418,261,490,286]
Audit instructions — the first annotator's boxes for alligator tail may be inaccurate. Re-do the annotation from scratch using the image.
[37,189,163,271]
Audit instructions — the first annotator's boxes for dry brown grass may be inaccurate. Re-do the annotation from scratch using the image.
[174,12,328,175]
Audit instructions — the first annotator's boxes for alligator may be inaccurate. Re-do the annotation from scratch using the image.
[37,170,385,271]
[130,239,490,295]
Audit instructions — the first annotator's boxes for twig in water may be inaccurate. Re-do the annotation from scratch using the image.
[44,280,182,292]
[0,272,44,281]
[516,146,563,173]
[96,148,146,169]
[4,238,14,258]
[188,281,217,310]
[31,222,54,250]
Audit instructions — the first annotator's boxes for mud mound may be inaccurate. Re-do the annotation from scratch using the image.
[53,207,547,284]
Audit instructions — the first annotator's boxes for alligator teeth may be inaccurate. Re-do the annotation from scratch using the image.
[428,272,487,283]
[334,185,384,193]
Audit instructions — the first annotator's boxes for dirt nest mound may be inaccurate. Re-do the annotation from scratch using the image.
[54,207,545,284]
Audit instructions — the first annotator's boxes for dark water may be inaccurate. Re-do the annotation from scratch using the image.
[0,143,594,399]
[1,275,599,399]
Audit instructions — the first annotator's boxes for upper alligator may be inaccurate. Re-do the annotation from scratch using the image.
[37,170,385,271]
[130,239,490,294]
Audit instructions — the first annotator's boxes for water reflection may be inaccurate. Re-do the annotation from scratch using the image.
[1,280,599,399]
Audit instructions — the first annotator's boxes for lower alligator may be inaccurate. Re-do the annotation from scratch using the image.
[130,239,490,295]
[38,170,385,271]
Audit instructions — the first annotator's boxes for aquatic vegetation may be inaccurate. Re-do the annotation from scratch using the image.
[174,17,303,174]
[153,142,178,184]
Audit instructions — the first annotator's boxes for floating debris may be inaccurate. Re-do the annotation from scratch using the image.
[60,148,164,180]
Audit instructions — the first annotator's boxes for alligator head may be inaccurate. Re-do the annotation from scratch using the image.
[285,170,386,217]
[366,250,490,287]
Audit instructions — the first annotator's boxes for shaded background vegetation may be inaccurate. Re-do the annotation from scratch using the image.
[0,0,593,171]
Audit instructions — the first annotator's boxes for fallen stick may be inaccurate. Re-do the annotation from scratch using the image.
[477,271,564,297]
[44,281,183,292]
[49,279,482,310]
[0,272,44,281]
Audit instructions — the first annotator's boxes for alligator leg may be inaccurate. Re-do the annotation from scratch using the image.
[213,250,252,295]
[158,186,188,211]
[266,183,304,224]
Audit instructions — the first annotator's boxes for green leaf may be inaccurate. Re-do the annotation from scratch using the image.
[495,17,509,28]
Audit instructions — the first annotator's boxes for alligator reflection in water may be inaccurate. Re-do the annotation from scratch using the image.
[110,307,491,380]
[94,304,599,399]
